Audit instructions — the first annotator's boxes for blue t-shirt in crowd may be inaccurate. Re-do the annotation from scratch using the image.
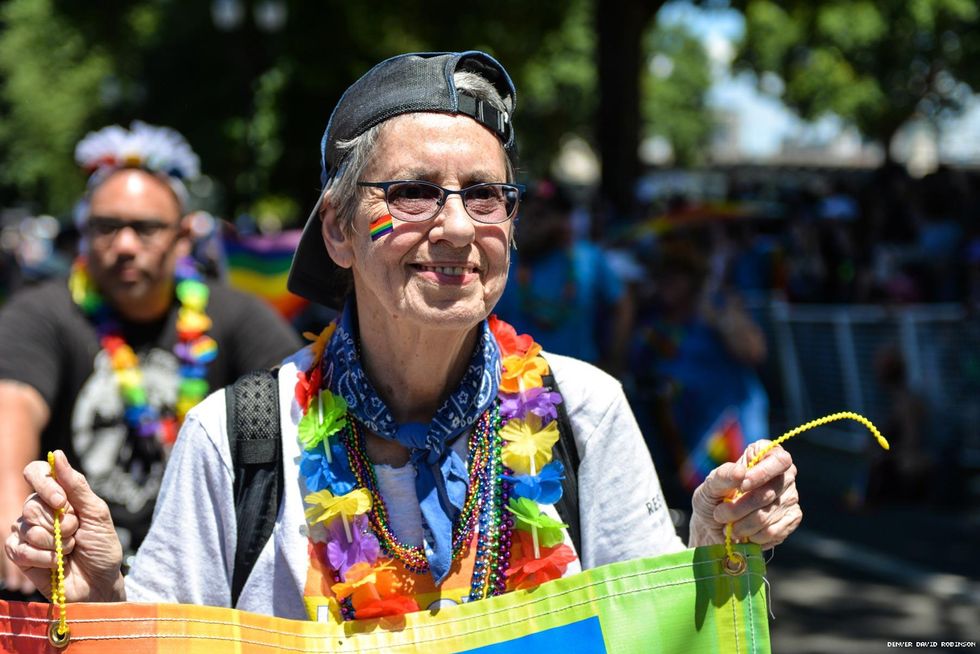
[496,241,624,363]
[630,311,769,474]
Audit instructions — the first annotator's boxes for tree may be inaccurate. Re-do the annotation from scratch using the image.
[595,0,662,224]
[0,0,112,211]
[0,0,585,218]
[643,22,714,167]
[732,0,980,157]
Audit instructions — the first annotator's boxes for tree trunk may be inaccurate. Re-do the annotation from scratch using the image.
[595,0,660,233]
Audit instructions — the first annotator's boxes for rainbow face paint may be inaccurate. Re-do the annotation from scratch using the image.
[369,214,393,241]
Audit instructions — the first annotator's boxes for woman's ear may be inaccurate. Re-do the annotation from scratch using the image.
[320,192,354,269]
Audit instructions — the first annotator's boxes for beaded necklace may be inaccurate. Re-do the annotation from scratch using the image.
[68,257,217,445]
[343,408,495,573]
[296,316,576,621]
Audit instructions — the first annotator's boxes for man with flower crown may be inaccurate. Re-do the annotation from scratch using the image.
[6,55,802,627]
[0,122,301,596]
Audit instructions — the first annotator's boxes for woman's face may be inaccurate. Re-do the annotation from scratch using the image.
[340,112,513,332]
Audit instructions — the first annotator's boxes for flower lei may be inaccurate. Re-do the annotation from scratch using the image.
[295,316,578,621]
[68,257,217,444]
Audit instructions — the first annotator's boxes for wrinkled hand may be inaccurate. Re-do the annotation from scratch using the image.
[689,440,802,549]
[4,451,125,602]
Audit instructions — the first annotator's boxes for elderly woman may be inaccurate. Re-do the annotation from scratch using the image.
[5,51,801,622]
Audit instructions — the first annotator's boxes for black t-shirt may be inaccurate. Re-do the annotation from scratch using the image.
[0,277,302,554]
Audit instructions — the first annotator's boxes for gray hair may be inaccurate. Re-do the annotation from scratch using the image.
[324,70,516,235]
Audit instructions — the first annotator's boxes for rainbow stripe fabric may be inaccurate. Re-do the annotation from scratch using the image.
[369,214,394,241]
[224,230,308,320]
[682,412,747,492]
[0,544,769,653]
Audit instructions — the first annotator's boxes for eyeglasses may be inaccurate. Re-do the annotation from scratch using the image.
[86,216,178,244]
[357,180,524,225]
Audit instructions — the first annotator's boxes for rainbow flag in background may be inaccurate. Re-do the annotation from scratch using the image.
[682,410,746,492]
[224,230,308,321]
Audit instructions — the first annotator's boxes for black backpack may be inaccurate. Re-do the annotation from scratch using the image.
[225,366,581,607]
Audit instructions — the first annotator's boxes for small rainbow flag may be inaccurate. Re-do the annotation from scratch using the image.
[369,214,393,241]
[681,410,746,492]
[225,230,308,320]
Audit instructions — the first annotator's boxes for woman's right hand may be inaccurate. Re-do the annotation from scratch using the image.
[4,451,125,602]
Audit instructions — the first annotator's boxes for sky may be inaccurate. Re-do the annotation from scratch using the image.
[658,1,980,163]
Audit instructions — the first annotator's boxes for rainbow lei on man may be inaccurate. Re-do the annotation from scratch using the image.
[294,316,577,621]
[69,257,217,444]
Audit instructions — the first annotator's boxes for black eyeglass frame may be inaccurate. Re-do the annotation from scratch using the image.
[84,216,181,244]
[357,180,526,225]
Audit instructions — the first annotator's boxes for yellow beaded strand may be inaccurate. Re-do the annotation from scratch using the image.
[46,452,69,646]
[723,412,889,566]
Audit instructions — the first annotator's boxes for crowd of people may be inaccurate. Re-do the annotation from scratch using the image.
[638,163,980,307]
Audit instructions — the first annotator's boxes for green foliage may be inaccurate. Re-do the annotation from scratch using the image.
[235,64,289,198]
[0,0,596,219]
[0,0,684,217]
[642,22,714,166]
[734,0,980,147]
[0,0,112,212]
[517,0,597,175]
[250,193,300,228]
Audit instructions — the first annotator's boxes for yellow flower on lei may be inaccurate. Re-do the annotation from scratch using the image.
[177,307,212,334]
[111,347,139,371]
[114,368,142,389]
[304,488,372,527]
[500,342,548,394]
[501,414,559,475]
[304,322,337,366]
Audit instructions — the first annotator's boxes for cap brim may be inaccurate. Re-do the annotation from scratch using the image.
[286,192,353,309]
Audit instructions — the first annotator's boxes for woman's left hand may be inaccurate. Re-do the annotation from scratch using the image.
[688,440,802,549]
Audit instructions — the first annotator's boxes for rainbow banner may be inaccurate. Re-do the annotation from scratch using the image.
[224,230,308,320]
[0,544,769,653]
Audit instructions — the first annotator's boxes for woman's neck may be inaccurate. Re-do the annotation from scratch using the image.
[354,302,481,426]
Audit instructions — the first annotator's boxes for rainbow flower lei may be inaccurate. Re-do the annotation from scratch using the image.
[68,257,217,444]
[295,316,578,621]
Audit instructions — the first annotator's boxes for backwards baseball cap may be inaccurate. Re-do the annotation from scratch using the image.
[287,50,518,309]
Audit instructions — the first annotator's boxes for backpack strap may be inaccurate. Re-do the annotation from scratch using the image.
[541,367,582,556]
[225,368,283,608]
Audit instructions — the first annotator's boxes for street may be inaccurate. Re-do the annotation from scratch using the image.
[765,440,979,653]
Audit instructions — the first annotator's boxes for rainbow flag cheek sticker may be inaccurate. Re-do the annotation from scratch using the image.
[369,214,394,241]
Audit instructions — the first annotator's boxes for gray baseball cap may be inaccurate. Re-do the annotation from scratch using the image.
[287,50,517,309]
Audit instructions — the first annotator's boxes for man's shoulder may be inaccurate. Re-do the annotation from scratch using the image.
[3,277,71,306]
[206,280,264,307]
[204,281,285,326]
[0,277,73,320]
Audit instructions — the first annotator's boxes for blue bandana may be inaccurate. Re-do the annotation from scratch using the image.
[323,302,501,583]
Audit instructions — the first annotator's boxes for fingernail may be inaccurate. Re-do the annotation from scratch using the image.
[51,493,64,506]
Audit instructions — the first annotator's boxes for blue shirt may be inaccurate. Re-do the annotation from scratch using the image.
[496,241,624,363]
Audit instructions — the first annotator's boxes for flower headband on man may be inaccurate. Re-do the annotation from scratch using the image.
[74,120,201,218]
